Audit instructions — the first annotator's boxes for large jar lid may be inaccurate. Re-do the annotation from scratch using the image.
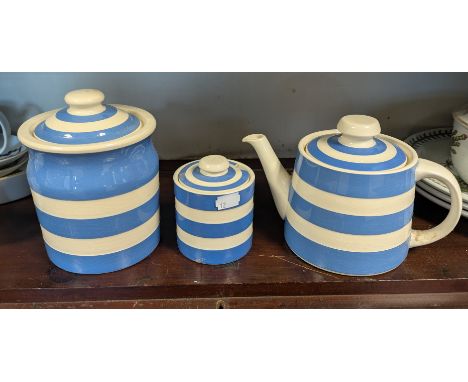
[174,155,254,195]
[304,115,407,172]
[18,89,156,154]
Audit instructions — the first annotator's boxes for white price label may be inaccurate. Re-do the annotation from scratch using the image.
[215,192,241,210]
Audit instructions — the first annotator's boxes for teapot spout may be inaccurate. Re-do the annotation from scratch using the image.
[242,134,291,219]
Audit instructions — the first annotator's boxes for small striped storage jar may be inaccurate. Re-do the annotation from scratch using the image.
[17,89,159,274]
[174,155,255,265]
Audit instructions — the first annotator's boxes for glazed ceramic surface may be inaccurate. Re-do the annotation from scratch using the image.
[244,115,463,276]
[450,105,468,184]
[173,155,255,265]
[18,89,159,274]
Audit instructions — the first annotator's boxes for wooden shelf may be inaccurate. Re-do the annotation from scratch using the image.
[1,159,468,308]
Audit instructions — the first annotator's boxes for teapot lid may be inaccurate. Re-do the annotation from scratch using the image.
[18,89,156,154]
[175,155,254,195]
[305,115,407,172]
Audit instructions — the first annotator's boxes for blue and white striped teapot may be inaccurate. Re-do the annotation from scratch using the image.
[18,89,159,274]
[243,115,463,276]
[174,155,255,265]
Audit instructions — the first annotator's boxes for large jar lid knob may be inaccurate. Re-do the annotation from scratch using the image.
[337,115,381,148]
[199,155,229,176]
[64,89,106,116]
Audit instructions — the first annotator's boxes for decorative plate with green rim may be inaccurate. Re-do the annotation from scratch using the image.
[404,127,468,203]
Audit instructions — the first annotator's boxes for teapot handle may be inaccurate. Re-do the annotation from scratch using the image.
[410,159,462,247]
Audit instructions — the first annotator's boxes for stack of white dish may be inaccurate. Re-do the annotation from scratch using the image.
[405,127,468,218]
[0,112,30,204]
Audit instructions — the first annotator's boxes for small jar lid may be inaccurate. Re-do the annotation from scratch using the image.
[305,115,407,172]
[175,155,254,195]
[18,89,156,154]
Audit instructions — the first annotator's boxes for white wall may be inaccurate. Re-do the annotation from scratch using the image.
[1,73,467,159]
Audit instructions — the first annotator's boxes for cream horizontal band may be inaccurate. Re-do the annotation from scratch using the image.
[42,209,160,256]
[67,105,106,116]
[184,163,242,187]
[317,135,397,163]
[31,174,159,219]
[177,224,253,250]
[287,207,411,252]
[45,109,132,132]
[292,172,415,216]
[176,198,253,224]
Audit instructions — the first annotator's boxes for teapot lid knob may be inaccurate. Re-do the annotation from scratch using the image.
[199,155,230,176]
[337,115,381,148]
[64,89,106,115]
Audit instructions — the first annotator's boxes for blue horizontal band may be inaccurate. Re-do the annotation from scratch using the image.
[191,165,237,182]
[181,169,249,191]
[307,137,406,171]
[27,137,159,200]
[326,135,387,155]
[294,153,415,198]
[284,221,409,276]
[55,105,118,123]
[175,184,254,211]
[35,192,159,239]
[289,189,413,235]
[176,209,253,238]
[35,114,140,145]
[177,236,252,265]
[46,227,160,274]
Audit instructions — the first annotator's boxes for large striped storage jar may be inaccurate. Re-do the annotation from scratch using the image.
[17,89,159,274]
[174,155,255,265]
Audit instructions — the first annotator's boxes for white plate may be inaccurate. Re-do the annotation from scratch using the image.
[416,185,468,219]
[417,179,468,210]
[404,127,468,202]
[0,154,28,178]
[0,144,28,169]
[0,164,31,204]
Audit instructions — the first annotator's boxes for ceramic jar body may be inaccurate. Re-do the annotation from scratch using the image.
[286,144,416,276]
[27,137,160,274]
[174,159,255,265]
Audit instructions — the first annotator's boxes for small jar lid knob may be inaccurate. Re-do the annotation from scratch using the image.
[337,115,381,148]
[64,89,106,116]
[199,155,229,176]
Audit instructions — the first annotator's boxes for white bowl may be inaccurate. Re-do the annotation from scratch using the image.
[0,144,28,169]
[0,155,28,178]
[0,164,31,204]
